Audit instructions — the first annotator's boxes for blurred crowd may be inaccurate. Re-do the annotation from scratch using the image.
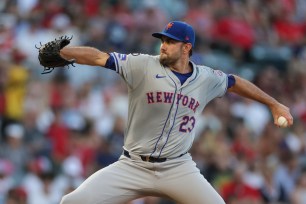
[1,0,306,204]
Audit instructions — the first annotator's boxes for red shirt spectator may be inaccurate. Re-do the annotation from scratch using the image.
[274,20,305,44]
[47,110,70,162]
[220,162,262,203]
[221,180,262,203]
[84,0,100,17]
[212,16,255,50]
[231,140,256,162]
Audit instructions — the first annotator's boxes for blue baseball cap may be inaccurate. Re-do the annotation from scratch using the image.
[152,21,195,47]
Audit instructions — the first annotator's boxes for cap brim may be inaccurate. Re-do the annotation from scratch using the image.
[152,32,182,42]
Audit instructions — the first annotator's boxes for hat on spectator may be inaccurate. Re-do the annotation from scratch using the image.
[51,14,71,30]
[62,156,83,177]
[29,156,53,174]
[152,21,195,47]
[5,124,24,139]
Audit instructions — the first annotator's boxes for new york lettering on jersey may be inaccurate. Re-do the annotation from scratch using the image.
[146,91,200,113]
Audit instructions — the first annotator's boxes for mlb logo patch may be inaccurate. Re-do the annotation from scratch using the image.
[213,70,223,76]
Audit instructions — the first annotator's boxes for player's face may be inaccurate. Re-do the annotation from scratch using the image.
[159,37,184,67]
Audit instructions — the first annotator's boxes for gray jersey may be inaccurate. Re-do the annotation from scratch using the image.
[110,52,228,158]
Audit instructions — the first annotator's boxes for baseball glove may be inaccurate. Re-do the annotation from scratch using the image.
[36,36,75,74]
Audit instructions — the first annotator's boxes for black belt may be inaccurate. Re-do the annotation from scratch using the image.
[123,149,186,163]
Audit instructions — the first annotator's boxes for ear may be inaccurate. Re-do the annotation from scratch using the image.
[183,43,192,54]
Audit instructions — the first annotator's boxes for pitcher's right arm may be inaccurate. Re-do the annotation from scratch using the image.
[60,46,110,67]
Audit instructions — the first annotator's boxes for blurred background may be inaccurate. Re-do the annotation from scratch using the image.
[0,0,306,203]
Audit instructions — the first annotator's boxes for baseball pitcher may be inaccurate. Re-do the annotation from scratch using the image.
[37,21,293,204]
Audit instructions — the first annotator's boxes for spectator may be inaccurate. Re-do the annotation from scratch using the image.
[291,168,306,204]
[0,123,30,185]
[220,163,263,204]
[0,159,14,203]
[5,187,27,204]
[22,156,59,204]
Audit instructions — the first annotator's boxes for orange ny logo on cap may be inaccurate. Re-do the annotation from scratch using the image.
[166,22,174,30]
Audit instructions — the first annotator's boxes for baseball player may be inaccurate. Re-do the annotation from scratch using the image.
[40,21,293,204]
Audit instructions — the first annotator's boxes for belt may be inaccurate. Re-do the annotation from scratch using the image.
[123,149,186,163]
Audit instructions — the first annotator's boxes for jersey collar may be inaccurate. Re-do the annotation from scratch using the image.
[164,61,198,87]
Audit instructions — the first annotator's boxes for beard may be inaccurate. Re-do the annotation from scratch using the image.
[159,53,180,67]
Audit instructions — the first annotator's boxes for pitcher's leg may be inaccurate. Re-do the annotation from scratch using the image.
[158,157,225,204]
[164,171,225,204]
[60,156,151,204]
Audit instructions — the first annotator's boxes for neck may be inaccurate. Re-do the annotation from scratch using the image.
[170,57,192,74]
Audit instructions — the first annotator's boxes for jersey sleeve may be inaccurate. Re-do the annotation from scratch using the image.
[110,52,149,89]
[206,69,228,100]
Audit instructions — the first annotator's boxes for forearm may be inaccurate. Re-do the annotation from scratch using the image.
[228,75,293,126]
[60,46,109,67]
[228,75,278,108]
